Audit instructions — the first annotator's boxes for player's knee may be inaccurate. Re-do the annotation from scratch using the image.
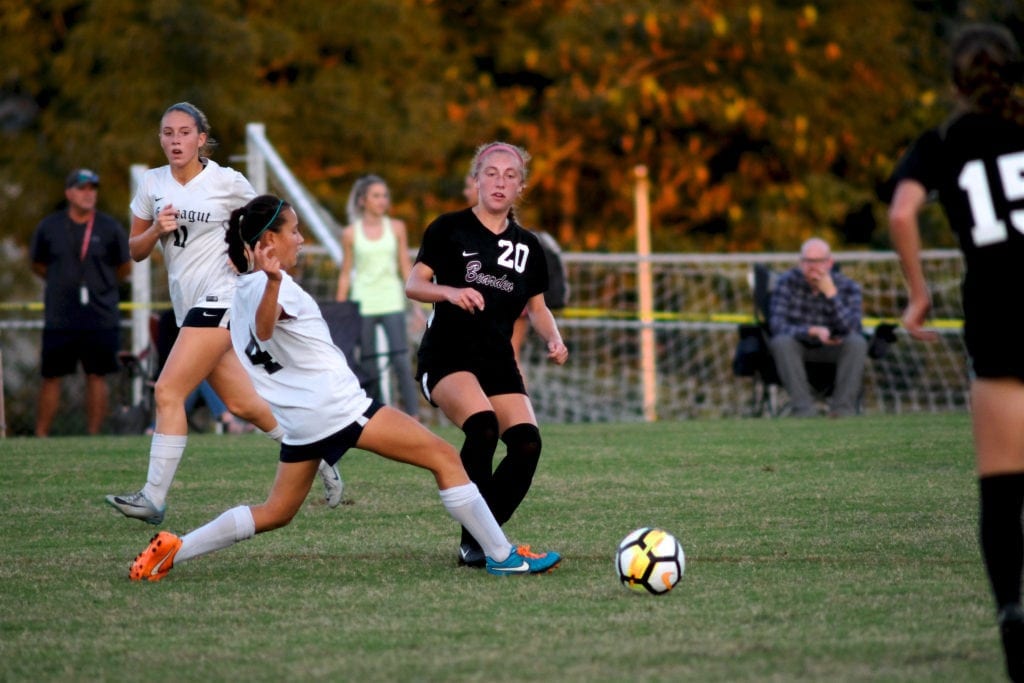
[220,393,265,422]
[153,378,187,409]
[459,410,499,483]
[461,410,499,448]
[431,439,466,480]
[502,423,542,464]
[255,502,301,532]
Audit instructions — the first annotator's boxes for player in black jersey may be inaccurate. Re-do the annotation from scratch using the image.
[407,142,569,567]
[888,23,1024,681]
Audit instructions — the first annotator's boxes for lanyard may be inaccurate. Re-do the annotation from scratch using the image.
[79,212,95,261]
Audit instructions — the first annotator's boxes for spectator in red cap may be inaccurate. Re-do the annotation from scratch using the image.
[30,168,130,435]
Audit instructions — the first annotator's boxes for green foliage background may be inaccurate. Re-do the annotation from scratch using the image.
[1,1,1021,252]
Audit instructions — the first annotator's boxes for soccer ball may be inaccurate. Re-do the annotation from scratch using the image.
[615,527,685,595]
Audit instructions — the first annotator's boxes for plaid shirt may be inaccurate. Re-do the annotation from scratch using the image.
[768,267,862,339]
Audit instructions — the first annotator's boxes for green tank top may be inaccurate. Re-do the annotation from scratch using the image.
[350,217,405,315]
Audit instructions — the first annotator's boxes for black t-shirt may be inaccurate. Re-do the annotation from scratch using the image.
[29,210,130,330]
[415,207,548,362]
[890,112,1024,344]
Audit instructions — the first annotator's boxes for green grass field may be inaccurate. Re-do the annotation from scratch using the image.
[0,414,1005,681]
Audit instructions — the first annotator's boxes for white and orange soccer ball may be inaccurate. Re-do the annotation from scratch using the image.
[615,527,685,595]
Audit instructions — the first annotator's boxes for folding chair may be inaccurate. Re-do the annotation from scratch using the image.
[732,264,783,416]
[733,263,896,417]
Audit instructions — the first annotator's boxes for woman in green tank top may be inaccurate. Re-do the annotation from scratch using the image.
[336,175,424,417]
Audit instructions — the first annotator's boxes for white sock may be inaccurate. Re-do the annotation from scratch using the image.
[263,425,285,443]
[140,433,187,509]
[177,505,256,563]
[438,483,510,563]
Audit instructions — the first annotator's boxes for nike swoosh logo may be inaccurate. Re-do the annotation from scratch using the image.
[151,552,172,576]
[499,561,530,573]
[462,251,478,257]
[154,196,164,202]
[202,312,217,317]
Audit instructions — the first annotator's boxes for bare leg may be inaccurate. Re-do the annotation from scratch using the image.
[153,327,233,435]
[84,373,110,435]
[172,460,318,565]
[250,460,319,531]
[207,346,278,432]
[972,379,1024,681]
[109,327,234,517]
[511,315,530,385]
[972,379,1024,477]
[35,377,61,437]
[356,406,511,560]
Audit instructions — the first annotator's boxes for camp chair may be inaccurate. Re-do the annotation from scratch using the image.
[733,263,896,417]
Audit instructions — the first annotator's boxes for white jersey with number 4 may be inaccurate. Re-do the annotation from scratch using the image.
[130,159,256,325]
[231,271,372,445]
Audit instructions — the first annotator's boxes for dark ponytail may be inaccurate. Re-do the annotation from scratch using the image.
[949,23,1024,124]
[225,195,291,273]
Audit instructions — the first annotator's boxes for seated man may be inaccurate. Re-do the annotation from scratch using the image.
[768,237,867,417]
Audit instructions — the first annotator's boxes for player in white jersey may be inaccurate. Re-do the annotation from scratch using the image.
[128,195,561,581]
[106,103,341,526]
[232,256,373,444]
[130,157,251,326]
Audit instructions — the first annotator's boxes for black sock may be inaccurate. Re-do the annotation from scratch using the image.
[458,411,499,548]
[980,473,1024,611]
[490,423,542,526]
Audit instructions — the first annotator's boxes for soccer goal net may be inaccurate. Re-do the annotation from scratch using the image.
[281,248,967,423]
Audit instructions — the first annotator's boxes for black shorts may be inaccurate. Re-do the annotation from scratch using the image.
[966,319,1024,380]
[968,351,1024,381]
[278,401,383,465]
[182,306,229,329]
[40,328,121,378]
[416,348,526,406]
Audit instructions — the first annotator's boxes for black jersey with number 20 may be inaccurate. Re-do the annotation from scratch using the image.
[891,112,1024,376]
[415,207,548,364]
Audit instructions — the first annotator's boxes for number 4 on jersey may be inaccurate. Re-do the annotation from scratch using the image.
[244,332,282,374]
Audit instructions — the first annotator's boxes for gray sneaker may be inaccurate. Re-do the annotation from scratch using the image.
[105,490,165,525]
[318,460,343,508]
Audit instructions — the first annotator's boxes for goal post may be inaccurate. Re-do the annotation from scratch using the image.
[0,349,6,438]
[634,165,657,423]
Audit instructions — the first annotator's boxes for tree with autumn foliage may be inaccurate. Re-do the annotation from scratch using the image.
[0,0,1020,264]
[435,0,962,251]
